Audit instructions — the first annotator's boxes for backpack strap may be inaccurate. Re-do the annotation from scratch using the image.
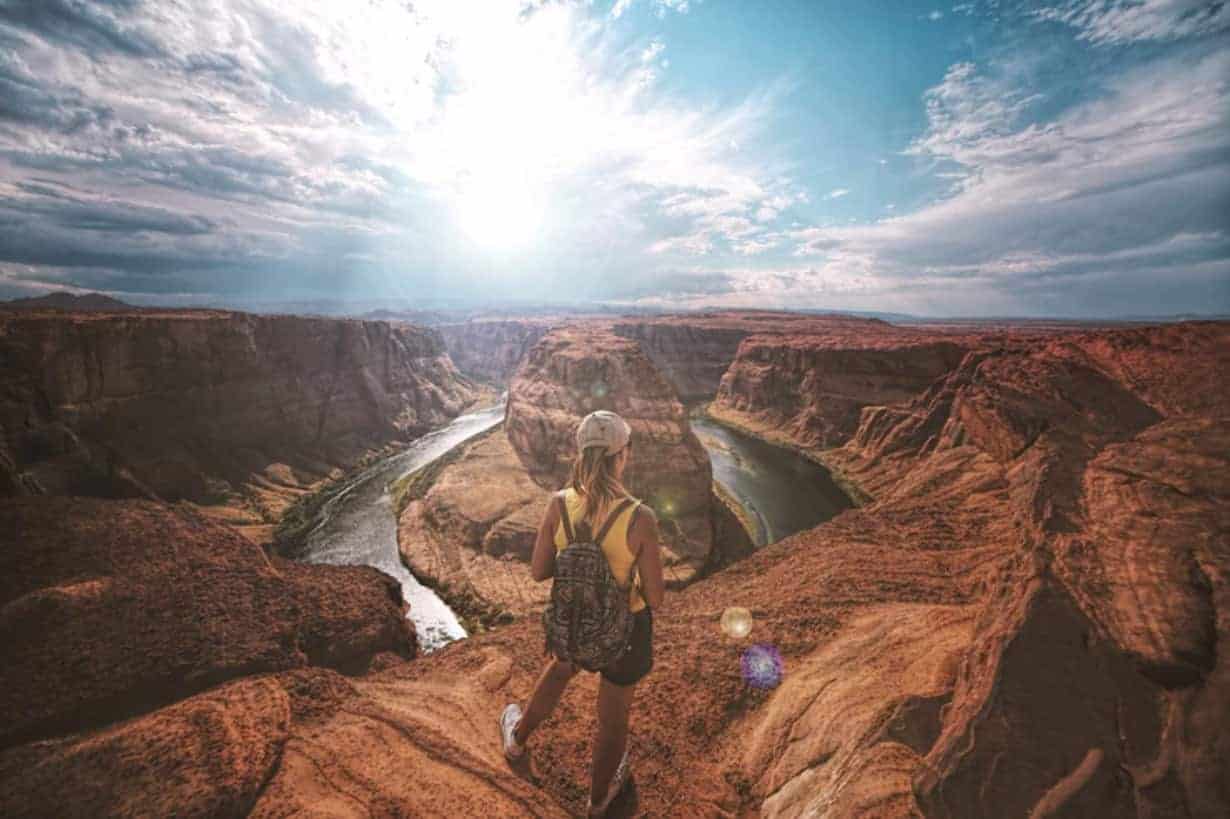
[594,497,636,547]
[556,492,576,543]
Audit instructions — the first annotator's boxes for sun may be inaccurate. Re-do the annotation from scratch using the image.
[456,175,546,249]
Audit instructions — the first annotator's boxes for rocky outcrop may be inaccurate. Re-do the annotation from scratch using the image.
[0,309,479,539]
[436,318,555,384]
[5,319,1225,818]
[712,327,977,450]
[389,321,1226,818]
[505,326,716,580]
[0,497,416,751]
[612,311,891,402]
[398,426,552,622]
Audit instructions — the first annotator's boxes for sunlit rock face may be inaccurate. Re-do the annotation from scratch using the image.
[0,310,478,510]
[0,496,415,753]
[713,329,974,450]
[436,318,554,384]
[505,326,715,582]
[820,321,1230,818]
[611,311,896,403]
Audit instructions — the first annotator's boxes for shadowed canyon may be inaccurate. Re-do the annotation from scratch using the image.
[1,307,1227,818]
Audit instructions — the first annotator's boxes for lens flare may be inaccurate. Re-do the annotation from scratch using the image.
[720,606,753,639]
[590,381,608,398]
[741,644,783,690]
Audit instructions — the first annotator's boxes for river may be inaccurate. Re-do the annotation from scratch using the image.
[691,415,853,547]
[301,400,506,648]
[300,404,851,650]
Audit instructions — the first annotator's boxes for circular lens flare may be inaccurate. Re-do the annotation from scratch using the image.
[721,606,753,639]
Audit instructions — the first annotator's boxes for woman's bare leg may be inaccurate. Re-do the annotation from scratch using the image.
[515,657,578,745]
[591,677,635,805]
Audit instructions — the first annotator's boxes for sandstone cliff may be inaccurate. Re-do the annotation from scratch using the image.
[0,496,426,815]
[389,320,1227,817]
[711,328,979,450]
[612,311,891,402]
[436,318,555,384]
[4,320,1225,818]
[0,310,479,539]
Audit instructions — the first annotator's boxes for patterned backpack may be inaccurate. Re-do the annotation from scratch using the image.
[543,494,639,672]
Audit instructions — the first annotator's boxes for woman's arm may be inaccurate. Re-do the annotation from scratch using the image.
[530,495,562,582]
[631,505,665,609]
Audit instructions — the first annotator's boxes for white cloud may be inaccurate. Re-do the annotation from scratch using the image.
[929,10,944,21]
[1032,0,1230,45]
[0,0,792,298]
[788,47,1230,312]
[609,0,698,21]
[825,188,850,199]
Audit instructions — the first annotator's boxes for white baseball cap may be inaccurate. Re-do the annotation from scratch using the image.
[576,410,631,454]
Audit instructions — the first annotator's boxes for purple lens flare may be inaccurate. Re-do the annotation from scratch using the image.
[741,644,783,690]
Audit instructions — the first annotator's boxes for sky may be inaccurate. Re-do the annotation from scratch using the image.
[0,0,1227,317]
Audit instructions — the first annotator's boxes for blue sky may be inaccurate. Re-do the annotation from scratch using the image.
[0,0,1227,316]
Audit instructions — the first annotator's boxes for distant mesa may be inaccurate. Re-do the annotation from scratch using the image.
[0,291,132,311]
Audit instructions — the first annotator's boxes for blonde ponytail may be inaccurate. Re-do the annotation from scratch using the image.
[568,446,627,528]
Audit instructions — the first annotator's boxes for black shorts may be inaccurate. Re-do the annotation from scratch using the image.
[601,608,654,687]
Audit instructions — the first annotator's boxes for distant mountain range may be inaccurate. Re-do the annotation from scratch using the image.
[0,292,133,311]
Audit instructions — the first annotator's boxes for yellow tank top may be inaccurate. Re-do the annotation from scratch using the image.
[553,488,646,613]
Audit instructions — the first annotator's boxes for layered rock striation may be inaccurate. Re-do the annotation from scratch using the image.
[394,320,1228,817]
[611,311,892,402]
[711,327,979,450]
[436,318,555,384]
[0,309,479,538]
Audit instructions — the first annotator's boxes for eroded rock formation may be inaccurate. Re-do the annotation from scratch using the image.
[3,317,1225,818]
[0,309,479,539]
[711,328,978,449]
[437,318,555,384]
[394,320,1228,817]
[0,496,423,815]
[611,311,891,402]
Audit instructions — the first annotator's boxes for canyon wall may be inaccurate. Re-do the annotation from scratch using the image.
[0,310,479,533]
[436,318,555,384]
[5,317,1225,818]
[711,329,978,450]
[611,312,894,402]
[391,320,1228,817]
[0,496,427,815]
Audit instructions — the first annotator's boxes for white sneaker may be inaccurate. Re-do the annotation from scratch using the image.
[587,749,630,816]
[499,703,525,761]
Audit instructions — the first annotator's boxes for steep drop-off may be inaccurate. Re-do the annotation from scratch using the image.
[4,319,1225,818]
[711,328,982,451]
[437,318,555,384]
[0,310,479,539]
[387,321,1226,817]
[505,326,717,577]
[612,312,892,402]
[0,496,421,815]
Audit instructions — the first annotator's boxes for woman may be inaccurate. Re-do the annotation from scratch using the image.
[500,410,665,817]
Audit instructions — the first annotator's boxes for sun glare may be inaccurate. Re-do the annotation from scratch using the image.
[457,175,546,249]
